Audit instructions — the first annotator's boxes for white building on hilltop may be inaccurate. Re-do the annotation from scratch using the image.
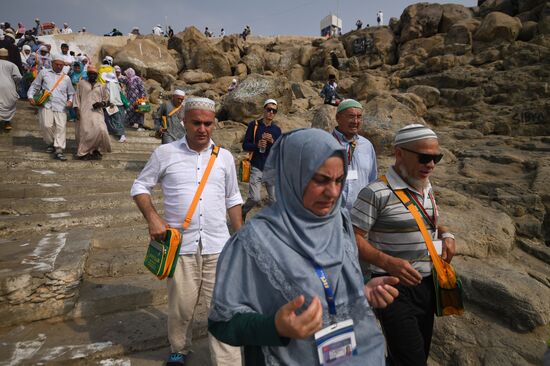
[320,14,342,37]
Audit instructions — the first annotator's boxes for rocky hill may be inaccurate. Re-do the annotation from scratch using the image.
[1,0,549,364]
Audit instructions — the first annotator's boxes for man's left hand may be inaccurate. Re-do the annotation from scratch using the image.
[441,237,456,263]
[66,100,73,108]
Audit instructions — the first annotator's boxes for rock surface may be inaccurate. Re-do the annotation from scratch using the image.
[2,2,550,364]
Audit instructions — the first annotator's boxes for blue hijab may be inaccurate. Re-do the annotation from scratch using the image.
[210,129,385,365]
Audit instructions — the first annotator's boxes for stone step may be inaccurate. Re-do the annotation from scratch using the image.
[3,131,161,148]
[70,273,167,319]
[0,180,136,198]
[0,304,211,365]
[0,229,93,328]
[1,166,142,185]
[0,150,153,162]
[0,190,162,215]
[2,157,147,171]
[0,205,154,237]
[87,226,151,278]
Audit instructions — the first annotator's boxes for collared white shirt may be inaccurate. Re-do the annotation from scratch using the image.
[131,138,243,255]
[27,69,75,112]
[332,128,378,210]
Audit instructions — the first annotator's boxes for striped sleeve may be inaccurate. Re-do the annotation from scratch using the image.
[350,181,389,232]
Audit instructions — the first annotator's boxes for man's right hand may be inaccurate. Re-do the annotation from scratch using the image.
[148,213,168,242]
[275,295,323,339]
[385,257,422,286]
[257,139,267,149]
[28,98,35,105]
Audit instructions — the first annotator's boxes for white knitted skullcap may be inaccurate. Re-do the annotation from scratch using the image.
[184,97,215,113]
[173,89,186,97]
[263,99,277,107]
[394,124,438,146]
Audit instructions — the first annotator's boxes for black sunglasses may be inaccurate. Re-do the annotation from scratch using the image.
[265,108,278,114]
[400,147,443,164]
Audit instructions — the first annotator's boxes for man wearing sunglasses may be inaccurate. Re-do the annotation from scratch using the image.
[241,98,282,220]
[351,124,455,366]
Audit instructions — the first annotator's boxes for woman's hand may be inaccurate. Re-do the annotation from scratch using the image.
[275,295,323,339]
[364,276,399,308]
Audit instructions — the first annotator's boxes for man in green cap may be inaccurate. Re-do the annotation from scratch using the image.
[331,98,377,210]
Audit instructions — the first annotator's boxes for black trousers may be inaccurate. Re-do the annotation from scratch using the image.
[374,274,435,366]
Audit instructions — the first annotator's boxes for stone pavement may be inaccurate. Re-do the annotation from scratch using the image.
[0,101,225,365]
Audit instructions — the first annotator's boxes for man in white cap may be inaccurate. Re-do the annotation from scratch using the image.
[331,98,377,210]
[351,124,456,365]
[152,24,163,36]
[61,23,72,34]
[153,89,186,144]
[131,97,243,366]
[241,98,282,220]
[27,54,75,161]
[0,48,22,131]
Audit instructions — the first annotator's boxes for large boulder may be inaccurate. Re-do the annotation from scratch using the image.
[168,27,231,78]
[539,1,550,34]
[341,27,397,68]
[406,85,440,107]
[113,38,178,85]
[478,0,516,16]
[215,34,245,68]
[361,95,426,153]
[350,74,390,101]
[220,74,292,122]
[474,11,522,42]
[457,257,550,332]
[310,104,337,131]
[179,69,213,84]
[439,4,473,33]
[399,3,444,43]
[242,45,266,74]
[398,34,445,60]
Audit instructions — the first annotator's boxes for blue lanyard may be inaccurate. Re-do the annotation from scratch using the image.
[313,263,337,322]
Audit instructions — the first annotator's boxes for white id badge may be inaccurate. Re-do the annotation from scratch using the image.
[347,170,358,181]
[430,239,442,256]
[314,319,357,366]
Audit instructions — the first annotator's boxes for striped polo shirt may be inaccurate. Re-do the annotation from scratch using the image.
[351,166,438,277]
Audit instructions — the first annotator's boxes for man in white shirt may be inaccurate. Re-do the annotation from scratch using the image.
[61,23,72,34]
[28,54,75,161]
[59,43,74,75]
[152,24,163,36]
[131,97,243,366]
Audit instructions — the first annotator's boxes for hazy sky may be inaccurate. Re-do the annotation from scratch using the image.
[4,0,476,37]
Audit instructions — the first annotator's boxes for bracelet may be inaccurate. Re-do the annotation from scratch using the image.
[441,232,455,240]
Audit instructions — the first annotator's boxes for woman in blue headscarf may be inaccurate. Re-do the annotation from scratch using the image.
[209,128,399,366]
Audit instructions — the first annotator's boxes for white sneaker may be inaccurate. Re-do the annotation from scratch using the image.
[137,128,145,132]
[119,135,127,143]
[132,123,139,129]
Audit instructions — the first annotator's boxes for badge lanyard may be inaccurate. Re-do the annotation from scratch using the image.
[405,189,438,230]
[313,263,337,324]
[332,132,356,165]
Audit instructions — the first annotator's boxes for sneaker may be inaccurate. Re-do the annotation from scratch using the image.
[46,146,55,153]
[137,127,145,132]
[132,123,139,129]
[166,352,186,366]
[4,122,12,131]
[119,135,127,143]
